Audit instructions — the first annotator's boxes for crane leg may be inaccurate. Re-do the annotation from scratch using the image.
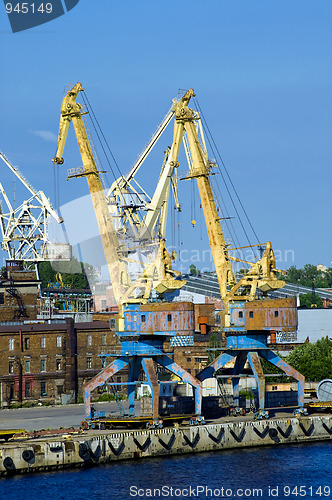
[260,349,305,407]
[83,358,129,419]
[196,352,237,381]
[141,358,159,418]
[247,352,265,410]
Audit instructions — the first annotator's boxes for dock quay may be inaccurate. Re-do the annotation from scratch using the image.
[1,413,332,476]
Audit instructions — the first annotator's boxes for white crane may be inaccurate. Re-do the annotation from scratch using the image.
[0,152,70,264]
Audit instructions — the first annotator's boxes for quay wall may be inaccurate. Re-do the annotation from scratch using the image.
[1,415,332,476]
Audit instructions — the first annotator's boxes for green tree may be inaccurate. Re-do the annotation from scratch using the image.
[324,268,332,287]
[299,293,323,308]
[38,257,91,290]
[207,332,221,363]
[285,337,332,382]
[189,264,200,276]
[38,261,57,288]
[286,264,330,288]
[286,265,302,284]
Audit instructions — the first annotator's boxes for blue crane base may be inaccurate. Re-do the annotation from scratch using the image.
[83,339,202,420]
[197,334,305,410]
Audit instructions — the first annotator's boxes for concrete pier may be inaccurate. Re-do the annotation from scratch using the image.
[1,414,332,476]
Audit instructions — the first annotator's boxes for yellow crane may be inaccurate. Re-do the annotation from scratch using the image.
[53,83,185,320]
[164,89,303,413]
[53,83,130,303]
[158,89,286,325]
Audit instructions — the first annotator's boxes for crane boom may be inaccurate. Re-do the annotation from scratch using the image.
[0,152,63,224]
[170,90,285,325]
[139,111,184,240]
[53,83,130,303]
[125,107,174,185]
[172,90,235,298]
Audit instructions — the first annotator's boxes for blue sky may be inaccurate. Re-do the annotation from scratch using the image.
[0,0,331,273]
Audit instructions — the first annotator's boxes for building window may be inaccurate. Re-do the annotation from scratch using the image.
[25,359,30,373]
[57,385,63,396]
[239,311,243,318]
[167,314,172,322]
[102,334,107,346]
[116,376,121,383]
[249,311,254,319]
[9,361,14,374]
[41,337,46,349]
[274,310,279,318]
[101,299,107,310]
[141,315,146,323]
[40,381,46,397]
[40,359,46,372]
[56,359,61,371]
[216,314,221,324]
[9,338,14,351]
[87,357,92,369]
[87,334,92,346]
[25,382,31,398]
[56,336,62,348]
[186,357,191,362]
[110,318,115,329]
[24,337,30,350]
[0,292,4,305]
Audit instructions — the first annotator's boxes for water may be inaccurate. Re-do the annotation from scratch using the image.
[0,442,331,499]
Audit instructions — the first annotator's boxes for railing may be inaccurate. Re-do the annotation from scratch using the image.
[98,344,166,357]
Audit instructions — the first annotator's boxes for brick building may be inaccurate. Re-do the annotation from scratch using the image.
[0,319,122,406]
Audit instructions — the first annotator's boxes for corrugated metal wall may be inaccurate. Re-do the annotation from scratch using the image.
[297,309,332,343]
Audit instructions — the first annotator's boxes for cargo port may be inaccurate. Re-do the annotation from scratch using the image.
[0,85,331,477]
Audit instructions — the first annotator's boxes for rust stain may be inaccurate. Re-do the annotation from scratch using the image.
[245,297,297,331]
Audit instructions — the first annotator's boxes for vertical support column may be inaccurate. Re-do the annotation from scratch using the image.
[232,351,247,407]
[247,351,265,410]
[127,358,142,416]
[141,358,159,418]
[83,385,92,421]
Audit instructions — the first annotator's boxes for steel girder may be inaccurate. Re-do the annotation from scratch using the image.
[83,357,129,419]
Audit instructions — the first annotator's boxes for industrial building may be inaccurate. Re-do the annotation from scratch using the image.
[0,319,111,406]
